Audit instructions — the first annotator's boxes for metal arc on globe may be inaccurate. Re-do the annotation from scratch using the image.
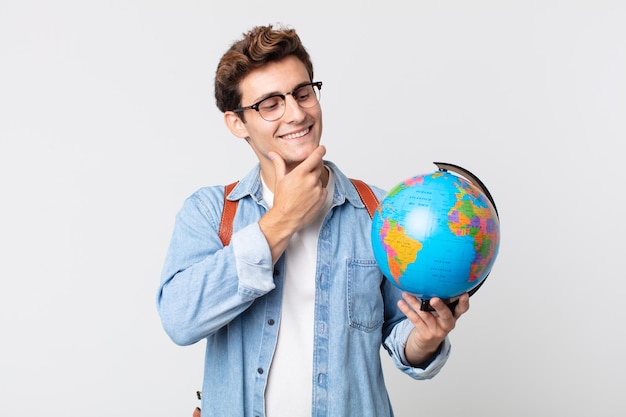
[371,162,500,301]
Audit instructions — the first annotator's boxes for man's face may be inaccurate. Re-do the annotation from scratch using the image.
[225,55,323,174]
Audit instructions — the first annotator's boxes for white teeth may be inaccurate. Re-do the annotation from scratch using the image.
[282,128,309,140]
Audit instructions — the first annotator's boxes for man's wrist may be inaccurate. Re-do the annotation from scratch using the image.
[412,342,443,369]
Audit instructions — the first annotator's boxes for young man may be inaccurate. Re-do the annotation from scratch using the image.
[157,24,470,417]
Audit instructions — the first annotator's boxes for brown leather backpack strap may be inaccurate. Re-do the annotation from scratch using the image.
[218,181,239,246]
[350,178,379,219]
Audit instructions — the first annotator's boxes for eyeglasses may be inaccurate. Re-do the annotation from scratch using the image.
[232,81,322,121]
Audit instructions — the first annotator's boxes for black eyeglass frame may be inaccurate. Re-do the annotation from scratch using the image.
[231,81,323,120]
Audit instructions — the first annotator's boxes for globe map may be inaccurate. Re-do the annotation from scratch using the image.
[371,169,500,300]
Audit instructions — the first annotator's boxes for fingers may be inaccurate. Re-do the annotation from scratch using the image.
[268,145,326,182]
[400,292,470,331]
[266,145,328,234]
[295,145,326,177]
[398,293,437,330]
[453,293,470,317]
[268,151,287,181]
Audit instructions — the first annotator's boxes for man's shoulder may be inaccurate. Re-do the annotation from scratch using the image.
[326,161,386,200]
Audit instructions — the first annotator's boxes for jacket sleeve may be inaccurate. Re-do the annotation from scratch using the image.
[156,189,274,346]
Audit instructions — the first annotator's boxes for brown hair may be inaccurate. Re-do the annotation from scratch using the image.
[214,24,314,114]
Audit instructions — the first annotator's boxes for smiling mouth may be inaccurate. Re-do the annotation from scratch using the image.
[281,127,310,140]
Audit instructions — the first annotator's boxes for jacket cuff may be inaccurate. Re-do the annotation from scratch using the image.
[384,318,452,380]
[231,222,275,299]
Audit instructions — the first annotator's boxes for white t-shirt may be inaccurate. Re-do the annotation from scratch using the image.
[263,169,335,417]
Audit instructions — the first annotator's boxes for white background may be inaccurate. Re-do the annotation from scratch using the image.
[1,1,625,416]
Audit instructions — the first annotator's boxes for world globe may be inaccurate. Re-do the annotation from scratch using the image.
[371,162,500,309]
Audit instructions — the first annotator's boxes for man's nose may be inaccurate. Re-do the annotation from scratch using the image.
[282,94,306,121]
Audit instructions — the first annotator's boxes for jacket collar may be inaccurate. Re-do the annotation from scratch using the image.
[226,160,369,212]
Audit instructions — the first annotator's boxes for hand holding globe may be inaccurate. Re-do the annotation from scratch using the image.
[371,162,500,311]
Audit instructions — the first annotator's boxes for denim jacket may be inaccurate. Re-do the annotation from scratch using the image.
[157,161,451,417]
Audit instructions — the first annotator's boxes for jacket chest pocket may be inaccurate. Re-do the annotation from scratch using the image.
[347,259,384,332]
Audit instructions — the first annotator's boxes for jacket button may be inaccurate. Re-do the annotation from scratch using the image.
[257,367,264,374]
[268,319,275,325]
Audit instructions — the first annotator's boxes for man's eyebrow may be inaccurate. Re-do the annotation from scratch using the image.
[252,81,311,102]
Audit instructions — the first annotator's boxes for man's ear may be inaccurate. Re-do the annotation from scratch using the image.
[224,111,249,139]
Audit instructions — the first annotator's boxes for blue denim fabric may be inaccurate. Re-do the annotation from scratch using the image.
[157,161,451,417]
